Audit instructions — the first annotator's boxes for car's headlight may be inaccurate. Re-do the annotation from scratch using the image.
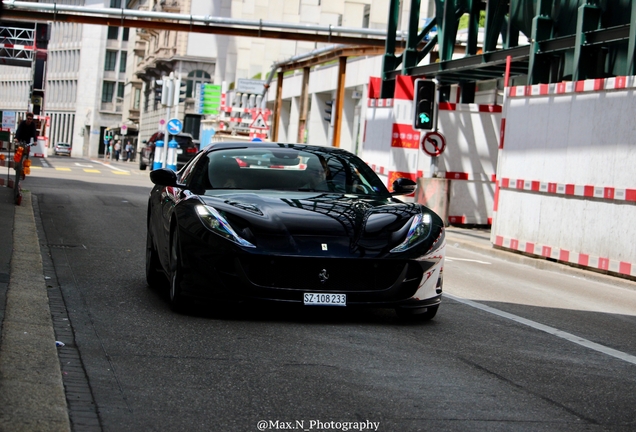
[196,205,255,248]
[390,213,432,253]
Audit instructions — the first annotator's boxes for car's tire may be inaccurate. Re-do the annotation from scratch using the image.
[395,304,439,321]
[145,228,166,289]
[139,158,147,170]
[169,228,189,313]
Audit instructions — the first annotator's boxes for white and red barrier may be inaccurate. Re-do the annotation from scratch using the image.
[492,76,636,279]
[362,76,501,224]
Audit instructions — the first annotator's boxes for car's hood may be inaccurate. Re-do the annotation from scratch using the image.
[196,191,442,256]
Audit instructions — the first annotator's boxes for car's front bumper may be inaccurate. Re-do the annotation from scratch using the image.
[177,227,445,309]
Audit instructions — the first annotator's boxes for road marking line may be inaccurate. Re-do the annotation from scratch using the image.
[112,171,130,175]
[55,167,71,171]
[88,159,130,173]
[446,257,492,264]
[445,293,636,366]
[83,169,100,173]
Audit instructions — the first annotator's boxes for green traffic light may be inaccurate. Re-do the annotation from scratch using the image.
[419,113,430,123]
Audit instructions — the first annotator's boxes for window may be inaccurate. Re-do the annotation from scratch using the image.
[122,27,129,41]
[102,81,115,103]
[117,82,125,98]
[107,26,119,40]
[110,0,121,7]
[104,50,117,71]
[186,70,212,98]
[133,88,141,110]
[363,5,371,28]
[119,52,127,73]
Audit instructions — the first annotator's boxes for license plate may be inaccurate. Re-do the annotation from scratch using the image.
[177,149,183,154]
[303,293,346,306]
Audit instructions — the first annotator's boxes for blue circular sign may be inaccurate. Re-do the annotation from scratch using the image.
[167,118,183,135]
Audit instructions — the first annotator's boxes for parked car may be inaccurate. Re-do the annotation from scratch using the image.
[138,132,199,171]
[54,142,72,156]
[146,142,446,318]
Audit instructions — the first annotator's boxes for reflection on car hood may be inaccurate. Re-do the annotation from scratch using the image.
[197,191,440,256]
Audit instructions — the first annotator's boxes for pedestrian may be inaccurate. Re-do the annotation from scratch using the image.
[114,140,121,161]
[125,141,133,162]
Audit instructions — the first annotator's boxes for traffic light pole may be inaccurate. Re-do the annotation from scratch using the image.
[429,81,441,177]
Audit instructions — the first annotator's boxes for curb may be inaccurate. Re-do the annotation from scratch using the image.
[0,191,70,431]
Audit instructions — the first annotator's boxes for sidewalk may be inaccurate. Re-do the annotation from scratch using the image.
[0,185,70,431]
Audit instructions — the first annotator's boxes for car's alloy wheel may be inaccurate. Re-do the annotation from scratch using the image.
[169,229,188,313]
[145,228,165,288]
[395,304,439,321]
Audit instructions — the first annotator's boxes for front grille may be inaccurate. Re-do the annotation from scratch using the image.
[238,256,414,292]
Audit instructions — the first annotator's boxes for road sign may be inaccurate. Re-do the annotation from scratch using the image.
[421,131,446,157]
[236,78,266,94]
[2,111,16,131]
[121,124,128,135]
[196,83,222,115]
[167,118,183,135]
[249,112,268,129]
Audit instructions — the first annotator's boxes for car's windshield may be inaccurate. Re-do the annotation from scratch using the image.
[201,147,389,196]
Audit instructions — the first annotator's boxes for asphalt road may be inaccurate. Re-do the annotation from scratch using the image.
[23,156,636,431]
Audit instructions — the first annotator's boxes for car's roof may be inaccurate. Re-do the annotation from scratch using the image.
[203,142,352,155]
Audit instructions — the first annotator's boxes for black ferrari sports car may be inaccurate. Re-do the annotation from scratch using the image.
[146,142,445,319]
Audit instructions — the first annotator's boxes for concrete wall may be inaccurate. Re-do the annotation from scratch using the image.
[492,77,636,278]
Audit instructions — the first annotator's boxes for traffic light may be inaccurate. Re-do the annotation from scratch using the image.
[161,78,173,106]
[35,23,49,50]
[413,79,436,130]
[324,99,334,123]
[173,78,187,105]
[154,79,163,102]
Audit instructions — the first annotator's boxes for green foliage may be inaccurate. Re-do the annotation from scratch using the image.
[458,11,486,30]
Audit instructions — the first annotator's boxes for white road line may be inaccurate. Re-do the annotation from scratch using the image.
[88,159,129,173]
[41,159,50,168]
[446,257,492,265]
[445,293,636,366]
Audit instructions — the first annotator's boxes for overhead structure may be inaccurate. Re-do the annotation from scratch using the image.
[0,19,49,114]
[0,0,399,48]
[381,0,636,102]
[267,45,385,145]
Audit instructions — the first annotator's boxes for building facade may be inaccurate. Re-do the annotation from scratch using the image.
[0,0,434,157]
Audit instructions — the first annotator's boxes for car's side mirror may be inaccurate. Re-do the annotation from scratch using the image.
[149,168,178,186]
[391,178,417,195]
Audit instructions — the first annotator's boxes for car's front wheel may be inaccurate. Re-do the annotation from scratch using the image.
[395,304,439,321]
[169,228,189,313]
